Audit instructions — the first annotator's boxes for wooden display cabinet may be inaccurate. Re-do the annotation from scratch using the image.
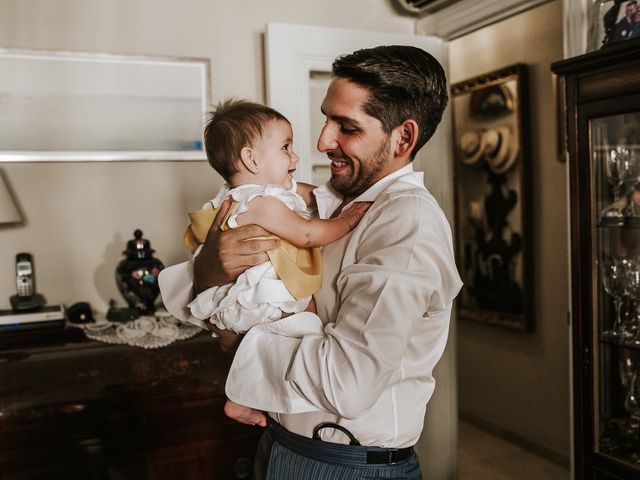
[552,38,640,479]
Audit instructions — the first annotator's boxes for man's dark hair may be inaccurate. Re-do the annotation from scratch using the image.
[203,99,289,182]
[332,45,448,159]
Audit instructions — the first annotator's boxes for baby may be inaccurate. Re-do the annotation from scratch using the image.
[179,98,369,332]
[160,99,369,423]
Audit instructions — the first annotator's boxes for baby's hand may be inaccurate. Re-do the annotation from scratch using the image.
[339,202,372,230]
[224,399,267,427]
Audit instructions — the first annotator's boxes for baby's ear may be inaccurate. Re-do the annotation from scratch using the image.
[240,147,259,173]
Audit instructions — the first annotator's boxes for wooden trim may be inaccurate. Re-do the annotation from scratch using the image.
[551,38,640,76]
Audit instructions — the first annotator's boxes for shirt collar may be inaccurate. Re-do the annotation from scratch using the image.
[313,163,416,219]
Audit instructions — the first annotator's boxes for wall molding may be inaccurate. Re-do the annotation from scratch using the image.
[416,0,554,39]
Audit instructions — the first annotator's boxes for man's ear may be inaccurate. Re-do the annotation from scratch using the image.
[394,120,419,158]
[240,147,259,173]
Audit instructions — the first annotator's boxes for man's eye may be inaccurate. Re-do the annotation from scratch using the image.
[340,126,357,135]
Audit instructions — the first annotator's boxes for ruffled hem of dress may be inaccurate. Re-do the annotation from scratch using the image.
[187,263,310,334]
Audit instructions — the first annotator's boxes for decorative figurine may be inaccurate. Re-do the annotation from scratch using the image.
[115,229,164,314]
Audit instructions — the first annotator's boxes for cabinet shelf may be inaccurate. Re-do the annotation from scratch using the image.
[598,217,640,228]
[599,337,640,352]
[600,417,640,467]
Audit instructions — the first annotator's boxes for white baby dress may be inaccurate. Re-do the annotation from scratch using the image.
[186,181,313,333]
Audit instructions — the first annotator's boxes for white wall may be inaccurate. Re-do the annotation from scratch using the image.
[447,0,570,464]
[0,0,415,311]
[1,0,462,476]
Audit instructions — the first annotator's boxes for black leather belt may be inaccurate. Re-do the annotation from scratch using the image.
[312,421,414,465]
[366,446,414,464]
[267,417,416,467]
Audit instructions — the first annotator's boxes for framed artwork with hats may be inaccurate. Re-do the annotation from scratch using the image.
[451,64,533,332]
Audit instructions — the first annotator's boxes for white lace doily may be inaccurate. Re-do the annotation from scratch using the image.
[83,321,124,345]
[116,317,178,349]
[76,309,201,349]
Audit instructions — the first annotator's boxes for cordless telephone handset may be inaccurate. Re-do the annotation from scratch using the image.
[16,253,34,298]
[10,252,46,312]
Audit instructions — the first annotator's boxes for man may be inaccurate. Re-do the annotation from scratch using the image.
[612,1,638,43]
[630,7,640,37]
[161,45,462,479]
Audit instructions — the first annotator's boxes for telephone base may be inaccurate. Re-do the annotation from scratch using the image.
[10,293,46,312]
[0,304,65,329]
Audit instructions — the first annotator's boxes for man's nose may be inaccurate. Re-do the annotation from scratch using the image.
[317,123,338,153]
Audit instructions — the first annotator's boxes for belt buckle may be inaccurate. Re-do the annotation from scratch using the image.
[386,448,399,464]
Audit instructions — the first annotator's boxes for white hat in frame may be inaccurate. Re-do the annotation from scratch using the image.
[483,126,519,174]
[458,129,486,166]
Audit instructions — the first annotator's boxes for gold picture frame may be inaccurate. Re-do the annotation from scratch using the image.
[452,64,533,331]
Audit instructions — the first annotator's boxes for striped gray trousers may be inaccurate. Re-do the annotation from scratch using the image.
[253,417,422,480]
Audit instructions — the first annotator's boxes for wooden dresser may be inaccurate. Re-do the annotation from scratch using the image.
[0,327,262,479]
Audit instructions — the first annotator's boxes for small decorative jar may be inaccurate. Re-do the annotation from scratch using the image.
[115,229,164,314]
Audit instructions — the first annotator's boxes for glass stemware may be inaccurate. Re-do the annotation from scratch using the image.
[619,353,639,436]
[606,148,625,201]
[620,148,638,188]
[601,258,632,340]
[625,371,640,463]
[621,148,640,217]
[625,263,640,347]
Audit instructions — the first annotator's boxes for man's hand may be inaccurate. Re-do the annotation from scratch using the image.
[224,399,267,427]
[193,199,280,295]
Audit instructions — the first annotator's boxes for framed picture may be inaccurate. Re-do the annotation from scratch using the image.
[451,64,533,331]
[587,0,640,51]
[0,48,210,162]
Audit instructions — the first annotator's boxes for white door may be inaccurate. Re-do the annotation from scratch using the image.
[266,23,457,480]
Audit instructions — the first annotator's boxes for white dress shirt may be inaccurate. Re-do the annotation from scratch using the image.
[161,164,462,448]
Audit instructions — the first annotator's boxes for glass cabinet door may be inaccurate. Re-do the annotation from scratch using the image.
[594,112,640,467]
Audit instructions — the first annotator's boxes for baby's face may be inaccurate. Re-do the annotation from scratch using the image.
[252,119,300,189]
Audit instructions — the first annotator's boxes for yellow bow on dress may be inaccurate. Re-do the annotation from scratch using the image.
[183,202,322,300]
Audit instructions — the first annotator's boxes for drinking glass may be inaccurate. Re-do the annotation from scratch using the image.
[603,149,627,218]
[618,355,640,439]
[626,263,640,347]
[601,258,632,340]
[620,148,638,188]
[624,371,640,463]
[606,148,625,201]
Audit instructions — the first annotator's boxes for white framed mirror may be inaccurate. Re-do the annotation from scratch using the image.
[0,49,210,162]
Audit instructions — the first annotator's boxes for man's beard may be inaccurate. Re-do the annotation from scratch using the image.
[330,136,390,198]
